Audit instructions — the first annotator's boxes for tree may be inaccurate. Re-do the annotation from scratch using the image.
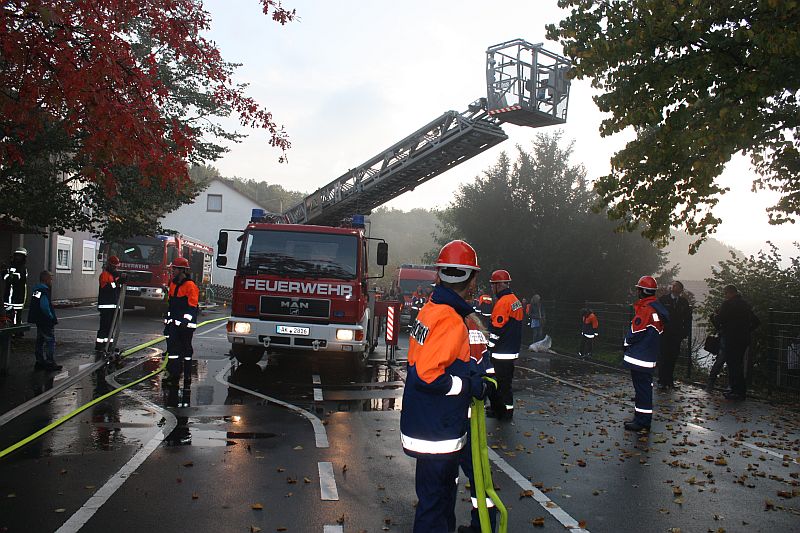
[547,1,800,250]
[435,132,665,303]
[0,0,295,236]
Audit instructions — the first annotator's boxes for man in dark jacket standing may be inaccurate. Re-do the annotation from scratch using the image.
[28,270,62,371]
[711,285,760,400]
[657,280,691,390]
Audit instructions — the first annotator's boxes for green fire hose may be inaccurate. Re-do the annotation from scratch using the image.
[470,394,508,533]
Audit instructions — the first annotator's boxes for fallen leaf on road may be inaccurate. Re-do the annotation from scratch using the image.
[183,461,193,467]
[251,503,264,510]
[250,527,261,533]
[303,477,312,484]
[191,493,199,500]
[54,508,66,513]
[531,517,545,527]
[293,445,303,450]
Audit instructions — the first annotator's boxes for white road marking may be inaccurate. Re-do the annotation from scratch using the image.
[323,526,344,533]
[318,461,339,501]
[313,388,324,401]
[196,321,227,336]
[215,361,329,448]
[488,449,588,532]
[55,351,177,533]
[56,312,99,319]
[312,374,321,385]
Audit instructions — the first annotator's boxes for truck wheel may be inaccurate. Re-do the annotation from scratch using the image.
[232,344,264,365]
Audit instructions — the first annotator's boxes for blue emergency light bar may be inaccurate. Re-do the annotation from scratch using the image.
[351,214,366,228]
[251,208,266,222]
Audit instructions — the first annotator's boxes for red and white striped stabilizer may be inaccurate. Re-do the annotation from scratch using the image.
[386,306,395,342]
[488,104,522,115]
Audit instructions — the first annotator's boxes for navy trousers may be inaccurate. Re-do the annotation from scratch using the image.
[413,454,459,533]
[631,369,653,427]
[166,326,194,379]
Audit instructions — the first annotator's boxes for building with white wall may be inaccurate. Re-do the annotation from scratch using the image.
[161,179,267,287]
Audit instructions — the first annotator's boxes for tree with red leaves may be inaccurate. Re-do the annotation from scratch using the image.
[0,0,295,238]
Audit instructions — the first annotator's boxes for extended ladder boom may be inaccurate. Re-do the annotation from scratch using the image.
[282,101,507,226]
[281,39,571,227]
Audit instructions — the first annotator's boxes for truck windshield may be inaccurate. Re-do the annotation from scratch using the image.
[241,230,358,280]
[399,279,432,295]
[108,238,164,265]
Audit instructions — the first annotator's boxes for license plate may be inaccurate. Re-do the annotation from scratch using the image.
[276,325,310,336]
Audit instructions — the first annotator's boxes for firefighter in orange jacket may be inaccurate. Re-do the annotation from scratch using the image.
[164,257,199,383]
[579,308,599,358]
[486,269,523,420]
[400,240,495,533]
[96,256,124,351]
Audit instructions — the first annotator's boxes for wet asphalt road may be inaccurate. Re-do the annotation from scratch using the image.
[1,307,799,532]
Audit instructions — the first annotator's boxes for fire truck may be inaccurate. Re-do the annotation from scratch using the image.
[218,39,571,364]
[102,234,214,314]
[392,264,437,327]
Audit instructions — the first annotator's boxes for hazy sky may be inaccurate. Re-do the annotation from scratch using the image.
[202,0,797,258]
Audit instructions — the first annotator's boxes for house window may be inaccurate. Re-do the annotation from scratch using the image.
[56,236,73,272]
[82,240,97,273]
[207,194,222,212]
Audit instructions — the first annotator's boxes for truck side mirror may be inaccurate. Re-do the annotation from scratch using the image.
[217,231,229,254]
[216,256,227,267]
[377,242,388,266]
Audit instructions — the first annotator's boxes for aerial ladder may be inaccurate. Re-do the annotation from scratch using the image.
[282,38,572,226]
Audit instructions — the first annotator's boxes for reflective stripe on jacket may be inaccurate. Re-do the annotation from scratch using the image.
[401,290,472,458]
[166,277,199,328]
[488,289,523,359]
[623,296,668,372]
[2,266,27,306]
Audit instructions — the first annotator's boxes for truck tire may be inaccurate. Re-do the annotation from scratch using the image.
[232,344,264,365]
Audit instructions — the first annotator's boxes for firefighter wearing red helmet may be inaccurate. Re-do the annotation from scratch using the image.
[95,255,124,351]
[623,275,669,432]
[400,240,496,532]
[163,256,199,384]
[486,269,523,420]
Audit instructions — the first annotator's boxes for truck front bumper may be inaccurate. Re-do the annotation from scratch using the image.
[227,317,366,353]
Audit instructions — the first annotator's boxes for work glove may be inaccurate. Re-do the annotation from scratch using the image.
[470,375,498,400]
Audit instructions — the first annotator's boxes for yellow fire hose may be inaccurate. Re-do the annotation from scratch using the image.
[0,316,228,459]
[470,396,508,533]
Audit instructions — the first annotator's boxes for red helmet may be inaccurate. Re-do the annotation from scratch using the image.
[170,257,190,269]
[489,269,512,283]
[636,275,657,292]
[435,240,479,283]
[108,255,120,266]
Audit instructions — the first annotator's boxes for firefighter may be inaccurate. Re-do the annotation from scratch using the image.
[409,284,425,327]
[623,275,669,432]
[400,240,493,533]
[578,308,599,358]
[476,291,493,328]
[96,256,124,351]
[163,257,199,383]
[486,269,523,421]
[2,247,28,327]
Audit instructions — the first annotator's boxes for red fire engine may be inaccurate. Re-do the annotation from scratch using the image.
[102,234,213,314]
[217,213,387,364]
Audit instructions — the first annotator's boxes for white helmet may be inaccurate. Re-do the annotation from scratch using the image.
[13,247,27,256]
